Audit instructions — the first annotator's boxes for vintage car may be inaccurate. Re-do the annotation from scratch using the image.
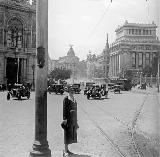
[87,87,102,99]
[72,84,81,94]
[7,83,30,100]
[113,85,121,94]
[84,83,96,95]
[47,84,64,94]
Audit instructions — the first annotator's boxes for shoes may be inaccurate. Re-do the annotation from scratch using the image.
[63,151,68,157]
[67,150,74,155]
[63,150,74,157]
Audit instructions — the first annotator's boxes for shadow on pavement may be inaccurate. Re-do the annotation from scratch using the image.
[69,153,92,157]
[132,132,159,157]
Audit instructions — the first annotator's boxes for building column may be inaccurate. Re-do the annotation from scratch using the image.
[3,55,7,85]
[136,52,139,69]
[143,52,145,69]
[119,54,121,74]
[115,55,117,77]
[114,55,116,77]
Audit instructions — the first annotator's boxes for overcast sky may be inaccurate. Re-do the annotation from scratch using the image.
[48,0,159,61]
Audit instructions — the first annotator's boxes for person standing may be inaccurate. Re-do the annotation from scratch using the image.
[61,86,79,156]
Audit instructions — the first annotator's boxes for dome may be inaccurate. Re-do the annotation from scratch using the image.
[67,46,75,57]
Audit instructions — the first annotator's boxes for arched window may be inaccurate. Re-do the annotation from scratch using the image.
[7,18,23,49]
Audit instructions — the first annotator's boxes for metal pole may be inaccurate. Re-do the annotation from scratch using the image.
[30,0,51,156]
[17,57,19,83]
[158,53,159,93]
[150,74,152,86]
[140,72,142,85]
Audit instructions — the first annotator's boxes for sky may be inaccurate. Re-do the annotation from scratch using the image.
[48,0,159,61]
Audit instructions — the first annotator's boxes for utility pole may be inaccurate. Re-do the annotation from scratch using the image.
[30,0,51,157]
[158,52,159,93]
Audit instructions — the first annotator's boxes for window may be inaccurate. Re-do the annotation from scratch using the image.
[146,53,150,66]
[139,53,143,66]
[146,30,148,35]
[0,29,3,46]
[143,29,145,35]
[132,52,136,67]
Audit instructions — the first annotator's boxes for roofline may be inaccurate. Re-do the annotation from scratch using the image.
[115,22,157,33]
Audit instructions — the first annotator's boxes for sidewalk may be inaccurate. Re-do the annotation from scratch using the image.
[131,85,157,94]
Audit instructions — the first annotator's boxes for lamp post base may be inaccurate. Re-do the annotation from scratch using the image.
[30,141,51,157]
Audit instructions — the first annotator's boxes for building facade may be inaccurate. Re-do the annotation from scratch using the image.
[0,0,36,86]
[109,21,160,78]
[51,46,87,82]
[86,35,110,81]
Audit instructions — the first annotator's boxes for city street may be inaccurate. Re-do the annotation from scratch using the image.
[0,87,159,157]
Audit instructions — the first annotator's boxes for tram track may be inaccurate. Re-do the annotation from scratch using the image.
[80,106,127,157]
[79,92,152,157]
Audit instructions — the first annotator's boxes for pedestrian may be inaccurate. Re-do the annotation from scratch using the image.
[61,86,79,157]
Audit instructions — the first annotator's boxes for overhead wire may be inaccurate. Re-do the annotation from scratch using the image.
[88,2,112,39]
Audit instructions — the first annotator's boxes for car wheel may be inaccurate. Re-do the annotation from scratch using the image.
[87,95,90,99]
[7,93,10,100]
[18,94,21,100]
[27,93,30,99]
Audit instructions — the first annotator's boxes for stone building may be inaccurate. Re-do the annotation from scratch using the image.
[51,45,87,82]
[109,21,160,78]
[0,0,36,86]
[86,34,110,80]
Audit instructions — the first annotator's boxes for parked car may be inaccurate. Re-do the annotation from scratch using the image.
[87,87,102,99]
[113,85,121,94]
[7,83,30,100]
[72,83,81,94]
[108,83,116,90]
[47,84,64,94]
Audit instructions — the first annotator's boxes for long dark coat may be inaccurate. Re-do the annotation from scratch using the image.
[62,96,78,144]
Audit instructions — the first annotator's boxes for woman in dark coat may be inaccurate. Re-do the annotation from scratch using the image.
[61,86,79,156]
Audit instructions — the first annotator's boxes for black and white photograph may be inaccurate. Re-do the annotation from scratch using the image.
[0,0,160,157]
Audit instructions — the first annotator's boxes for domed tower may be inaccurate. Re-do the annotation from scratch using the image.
[67,45,75,57]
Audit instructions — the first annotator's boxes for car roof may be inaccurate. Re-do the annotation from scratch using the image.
[114,85,122,87]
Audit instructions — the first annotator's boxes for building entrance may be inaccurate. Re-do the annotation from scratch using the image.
[6,57,22,85]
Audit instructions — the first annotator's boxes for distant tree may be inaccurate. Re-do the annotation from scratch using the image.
[142,65,152,76]
[49,68,72,81]
[142,53,158,77]
[124,69,134,81]
[151,53,158,76]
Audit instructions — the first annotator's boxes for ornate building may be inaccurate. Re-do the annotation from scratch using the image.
[109,21,160,78]
[0,0,36,85]
[51,45,87,82]
[86,34,110,80]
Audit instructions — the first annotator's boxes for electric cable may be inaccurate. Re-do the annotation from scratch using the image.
[88,2,111,38]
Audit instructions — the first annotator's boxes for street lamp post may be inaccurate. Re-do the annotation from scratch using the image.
[72,62,75,84]
[140,72,142,85]
[14,49,19,83]
[30,0,51,156]
[150,74,152,87]
[157,53,159,93]
[31,64,35,90]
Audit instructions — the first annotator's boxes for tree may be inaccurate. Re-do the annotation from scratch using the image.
[142,53,158,77]
[151,53,158,76]
[48,68,72,81]
[124,69,134,81]
[142,65,152,76]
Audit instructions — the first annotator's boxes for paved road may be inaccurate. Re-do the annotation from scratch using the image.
[0,87,159,157]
